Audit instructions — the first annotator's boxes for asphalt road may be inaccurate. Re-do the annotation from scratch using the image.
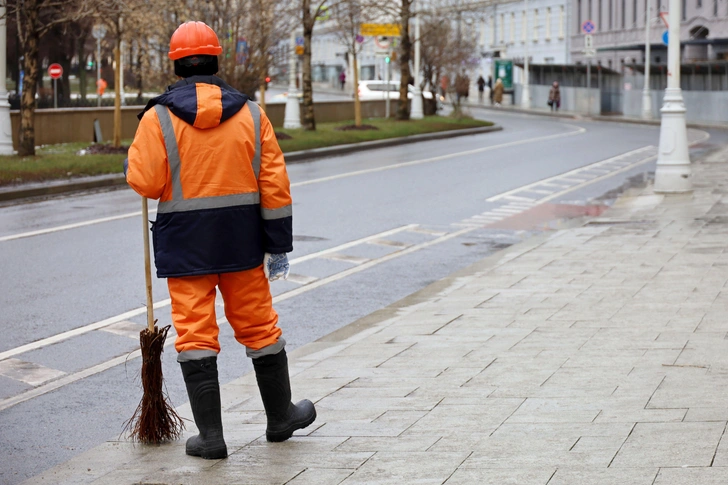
[0,110,725,484]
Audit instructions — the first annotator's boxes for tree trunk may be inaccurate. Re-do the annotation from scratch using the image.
[397,0,412,121]
[113,41,121,147]
[19,24,40,156]
[301,1,315,131]
[78,36,87,101]
[353,54,361,127]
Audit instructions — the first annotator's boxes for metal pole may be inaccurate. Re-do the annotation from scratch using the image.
[411,3,424,119]
[654,0,691,193]
[283,32,302,129]
[522,0,531,108]
[0,5,13,154]
[587,60,591,114]
[385,59,391,118]
[120,39,126,106]
[53,78,57,109]
[97,38,102,107]
[642,4,652,118]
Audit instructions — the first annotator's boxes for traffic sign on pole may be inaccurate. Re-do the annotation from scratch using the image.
[581,20,596,34]
[584,34,594,49]
[48,63,63,79]
[662,30,669,45]
[361,23,401,37]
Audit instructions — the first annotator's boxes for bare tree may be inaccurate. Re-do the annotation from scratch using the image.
[5,0,94,156]
[330,0,373,127]
[300,0,331,131]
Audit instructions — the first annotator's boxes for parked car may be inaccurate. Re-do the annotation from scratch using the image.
[357,81,438,105]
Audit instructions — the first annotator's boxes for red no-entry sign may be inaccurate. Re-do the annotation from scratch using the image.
[48,63,63,79]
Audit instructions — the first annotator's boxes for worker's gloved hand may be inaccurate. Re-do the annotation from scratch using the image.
[123,158,129,176]
[263,253,289,281]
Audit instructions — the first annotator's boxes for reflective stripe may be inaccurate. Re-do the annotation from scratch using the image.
[155,100,262,214]
[246,338,286,359]
[247,100,262,179]
[158,192,260,214]
[154,105,184,201]
[177,349,218,362]
[261,205,292,220]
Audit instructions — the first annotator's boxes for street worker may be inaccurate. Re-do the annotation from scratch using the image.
[125,21,316,460]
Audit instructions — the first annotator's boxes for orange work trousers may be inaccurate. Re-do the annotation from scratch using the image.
[167,265,282,357]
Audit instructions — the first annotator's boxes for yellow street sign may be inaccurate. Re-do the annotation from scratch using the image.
[360,23,401,37]
[295,45,304,56]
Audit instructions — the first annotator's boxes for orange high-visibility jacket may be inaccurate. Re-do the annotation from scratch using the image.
[126,76,292,278]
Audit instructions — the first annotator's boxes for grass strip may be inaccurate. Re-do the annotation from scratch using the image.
[0,116,493,186]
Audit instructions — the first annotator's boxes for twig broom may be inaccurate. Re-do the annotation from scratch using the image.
[124,197,184,444]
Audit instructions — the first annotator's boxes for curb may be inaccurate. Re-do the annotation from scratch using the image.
[284,124,502,162]
[465,103,728,130]
[0,124,503,203]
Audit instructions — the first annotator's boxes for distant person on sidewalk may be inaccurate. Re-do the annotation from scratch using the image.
[548,81,561,111]
[488,75,493,105]
[493,78,504,106]
[455,72,469,104]
[339,70,346,90]
[126,21,315,460]
[477,75,486,103]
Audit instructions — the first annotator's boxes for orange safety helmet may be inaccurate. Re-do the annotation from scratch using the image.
[168,21,223,61]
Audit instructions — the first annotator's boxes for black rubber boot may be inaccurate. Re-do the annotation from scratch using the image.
[180,357,228,459]
[252,349,316,442]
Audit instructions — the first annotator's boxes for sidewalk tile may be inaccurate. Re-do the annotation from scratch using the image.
[339,451,469,485]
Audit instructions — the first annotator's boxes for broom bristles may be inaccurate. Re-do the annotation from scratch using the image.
[123,325,185,444]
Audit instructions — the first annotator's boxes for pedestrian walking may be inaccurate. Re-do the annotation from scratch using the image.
[548,81,561,111]
[125,21,316,460]
[339,70,346,90]
[477,75,486,103]
[493,78,504,106]
[488,75,493,105]
[455,72,469,104]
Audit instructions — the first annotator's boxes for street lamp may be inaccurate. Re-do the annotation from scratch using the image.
[642,5,652,119]
[0,4,14,154]
[411,2,424,119]
[654,0,691,193]
[283,32,302,129]
[521,0,531,109]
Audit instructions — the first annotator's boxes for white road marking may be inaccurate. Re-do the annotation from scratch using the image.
[321,253,371,265]
[101,321,146,340]
[486,145,656,202]
[286,274,319,285]
[0,358,66,387]
[0,225,418,363]
[0,226,474,412]
[0,126,586,243]
[367,239,410,248]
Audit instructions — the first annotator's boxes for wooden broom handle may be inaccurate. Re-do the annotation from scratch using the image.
[142,197,155,332]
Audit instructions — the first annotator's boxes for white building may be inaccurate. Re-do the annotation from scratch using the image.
[479,0,572,84]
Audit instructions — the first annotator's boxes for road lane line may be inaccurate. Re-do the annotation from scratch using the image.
[0,125,585,242]
[486,145,655,202]
[292,126,587,188]
[0,226,474,412]
[0,225,418,362]
[0,209,157,242]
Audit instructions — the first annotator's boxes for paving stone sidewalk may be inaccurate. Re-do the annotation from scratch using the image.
[27,146,728,485]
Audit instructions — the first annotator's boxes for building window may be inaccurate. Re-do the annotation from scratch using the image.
[559,6,565,38]
[533,9,539,41]
[589,0,593,21]
[546,8,552,40]
[698,0,702,8]
[522,10,528,41]
[714,0,718,15]
[499,13,505,43]
[609,0,613,29]
[682,0,686,18]
[577,0,583,32]
[622,0,627,27]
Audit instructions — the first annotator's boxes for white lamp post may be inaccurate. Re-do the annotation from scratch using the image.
[641,5,652,119]
[654,0,691,193]
[0,5,14,154]
[283,32,302,129]
[522,0,531,109]
[92,24,107,108]
[411,5,424,119]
